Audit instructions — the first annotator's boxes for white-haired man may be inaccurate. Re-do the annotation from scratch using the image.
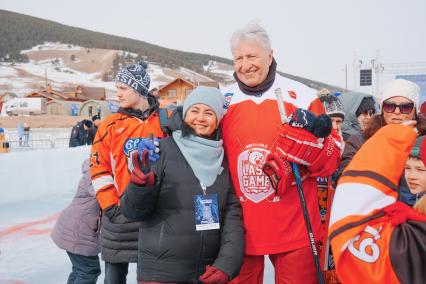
[221,22,342,283]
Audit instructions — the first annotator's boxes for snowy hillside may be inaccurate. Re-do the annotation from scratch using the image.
[0,42,235,97]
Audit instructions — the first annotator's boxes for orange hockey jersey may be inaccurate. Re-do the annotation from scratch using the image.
[90,111,166,210]
[329,124,426,284]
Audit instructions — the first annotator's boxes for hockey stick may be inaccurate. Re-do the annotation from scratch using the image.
[274,88,325,284]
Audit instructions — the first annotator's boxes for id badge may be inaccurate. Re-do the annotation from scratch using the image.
[194,194,220,231]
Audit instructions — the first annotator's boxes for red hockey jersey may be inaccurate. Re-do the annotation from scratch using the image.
[221,75,342,255]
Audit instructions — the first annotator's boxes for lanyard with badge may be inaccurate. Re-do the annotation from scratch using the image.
[194,183,220,231]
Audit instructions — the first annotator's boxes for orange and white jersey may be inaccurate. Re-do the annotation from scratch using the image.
[329,124,426,284]
[90,112,166,210]
[221,75,342,255]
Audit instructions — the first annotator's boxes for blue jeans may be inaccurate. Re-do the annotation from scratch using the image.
[104,262,129,284]
[67,251,101,284]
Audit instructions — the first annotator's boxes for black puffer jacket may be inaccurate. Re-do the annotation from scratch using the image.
[69,121,91,147]
[121,110,245,283]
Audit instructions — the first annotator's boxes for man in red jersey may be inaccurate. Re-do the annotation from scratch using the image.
[222,21,342,284]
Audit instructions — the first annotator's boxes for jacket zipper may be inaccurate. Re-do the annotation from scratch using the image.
[195,231,205,282]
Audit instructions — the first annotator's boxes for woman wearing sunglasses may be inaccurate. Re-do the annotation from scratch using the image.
[336,80,422,195]
[380,80,418,124]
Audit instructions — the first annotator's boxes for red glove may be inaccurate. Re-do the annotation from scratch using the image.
[382,201,426,226]
[130,149,155,186]
[262,153,293,192]
[275,124,325,166]
[199,265,229,284]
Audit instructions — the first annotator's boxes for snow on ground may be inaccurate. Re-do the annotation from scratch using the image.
[2,42,235,97]
[21,42,83,53]
[0,145,274,283]
[0,147,137,283]
[204,60,235,78]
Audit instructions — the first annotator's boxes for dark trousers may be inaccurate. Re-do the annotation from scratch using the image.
[104,262,129,284]
[67,251,101,284]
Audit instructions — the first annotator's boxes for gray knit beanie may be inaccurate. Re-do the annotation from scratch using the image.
[319,94,345,120]
[183,86,225,125]
[115,61,150,97]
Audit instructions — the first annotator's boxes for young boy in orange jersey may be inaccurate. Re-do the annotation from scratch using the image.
[90,61,166,284]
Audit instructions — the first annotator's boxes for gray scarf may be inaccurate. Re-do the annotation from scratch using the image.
[172,130,224,187]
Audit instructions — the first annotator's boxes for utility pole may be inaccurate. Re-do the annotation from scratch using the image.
[353,51,359,91]
[373,49,381,98]
[345,64,348,91]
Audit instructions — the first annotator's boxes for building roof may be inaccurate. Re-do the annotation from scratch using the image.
[62,85,106,101]
[0,92,17,101]
[157,78,220,92]
[157,78,195,92]
[26,85,106,102]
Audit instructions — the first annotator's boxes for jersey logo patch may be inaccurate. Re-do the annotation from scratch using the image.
[237,147,274,203]
[223,93,234,110]
[123,138,146,172]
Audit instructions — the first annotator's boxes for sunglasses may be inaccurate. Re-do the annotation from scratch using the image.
[382,101,414,114]
[360,109,375,117]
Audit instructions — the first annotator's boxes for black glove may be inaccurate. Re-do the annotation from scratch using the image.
[289,108,332,138]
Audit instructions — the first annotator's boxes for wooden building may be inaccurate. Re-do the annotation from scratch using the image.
[26,85,105,102]
[157,78,219,105]
[0,92,17,113]
[0,92,17,103]
[62,85,106,101]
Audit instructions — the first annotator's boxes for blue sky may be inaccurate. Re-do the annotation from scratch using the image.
[1,0,426,91]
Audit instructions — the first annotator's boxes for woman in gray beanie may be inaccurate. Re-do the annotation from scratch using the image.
[120,86,245,284]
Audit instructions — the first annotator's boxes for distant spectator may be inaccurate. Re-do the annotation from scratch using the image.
[0,128,10,153]
[87,115,101,145]
[51,159,101,284]
[149,87,159,98]
[336,79,420,206]
[319,93,345,141]
[17,122,24,147]
[317,88,331,97]
[69,120,93,147]
[339,92,376,141]
[317,93,345,281]
[23,122,30,147]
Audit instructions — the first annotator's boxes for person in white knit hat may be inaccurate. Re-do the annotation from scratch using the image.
[380,79,420,124]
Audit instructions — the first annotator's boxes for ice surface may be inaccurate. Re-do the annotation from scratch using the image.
[0,146,273,283]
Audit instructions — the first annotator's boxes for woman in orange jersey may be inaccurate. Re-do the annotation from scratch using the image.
[120,87,244,284]
[329,122,426,284]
